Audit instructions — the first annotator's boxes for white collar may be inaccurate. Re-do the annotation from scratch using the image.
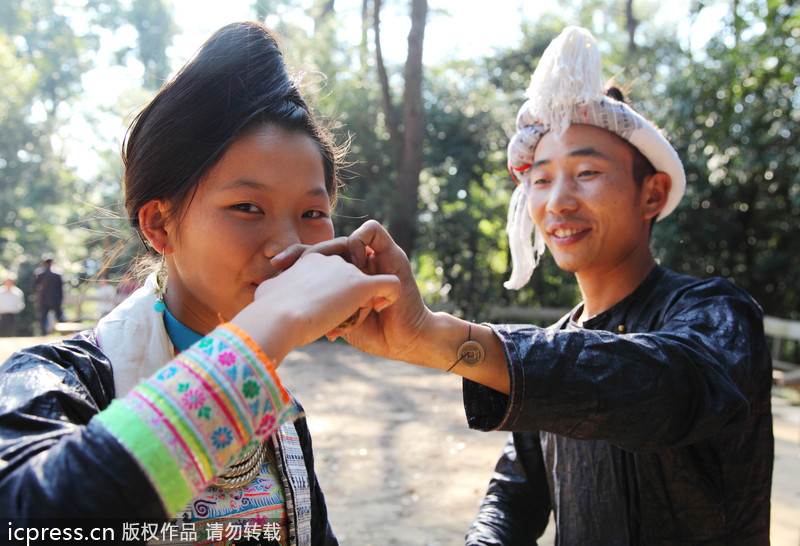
[96,273,174,398]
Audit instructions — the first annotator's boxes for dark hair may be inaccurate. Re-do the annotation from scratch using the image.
[122,21,342,247]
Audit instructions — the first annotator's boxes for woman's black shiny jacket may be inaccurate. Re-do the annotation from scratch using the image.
[0,331,337,544]
[463,267,773,545]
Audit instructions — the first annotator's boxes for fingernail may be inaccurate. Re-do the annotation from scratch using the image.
[373,297,390,312]
[326,331,340,342]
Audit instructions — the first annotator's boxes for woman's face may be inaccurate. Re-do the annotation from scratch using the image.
[163,124,334,334]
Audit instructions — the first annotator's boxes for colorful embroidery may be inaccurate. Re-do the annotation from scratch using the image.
[183,388,206,410]
[164,448,288,546]
[242,379,260,399]
[95,323,298,516]
[255,414,276,437]
[157,366,177,380]
[218,351,236,367]
[211,427,233,449]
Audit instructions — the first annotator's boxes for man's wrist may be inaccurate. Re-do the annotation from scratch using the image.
[420,314,510,395]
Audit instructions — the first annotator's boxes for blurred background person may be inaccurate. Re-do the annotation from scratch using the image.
[0,275,25,337]
[32,255,63,335]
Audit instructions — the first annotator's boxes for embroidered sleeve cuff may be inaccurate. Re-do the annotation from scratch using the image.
[94,323,298,515]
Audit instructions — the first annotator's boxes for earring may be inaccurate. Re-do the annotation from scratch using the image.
[153,253,167,313]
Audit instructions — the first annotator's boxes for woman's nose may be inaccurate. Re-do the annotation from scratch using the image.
[262,219,302,258]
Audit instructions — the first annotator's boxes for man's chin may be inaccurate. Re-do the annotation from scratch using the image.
[551,256,581,273]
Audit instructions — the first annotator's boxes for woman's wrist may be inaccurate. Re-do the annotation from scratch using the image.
[229,302,302,366]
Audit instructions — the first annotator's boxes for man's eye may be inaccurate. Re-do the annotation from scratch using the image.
[532,178,550,185]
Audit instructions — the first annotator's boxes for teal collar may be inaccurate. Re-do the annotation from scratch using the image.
[163,307,203,353]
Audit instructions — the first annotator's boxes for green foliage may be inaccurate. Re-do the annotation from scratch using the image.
[657,0,800,318]
[2,0,798,335]
[119,0,179,89]
[0,0,176,333]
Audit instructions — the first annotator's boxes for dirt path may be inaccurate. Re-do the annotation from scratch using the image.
[1,336,799,544]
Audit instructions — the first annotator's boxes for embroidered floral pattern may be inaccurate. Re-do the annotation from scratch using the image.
[157,365,177,380]
[97,323,298,515]
[254,414,276,437]
[211,426,233,449]
[182,388,206,410]
[218,351,236,367]
[242,379,260,399]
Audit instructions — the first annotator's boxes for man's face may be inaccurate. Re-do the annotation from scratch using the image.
[526,124,655,277]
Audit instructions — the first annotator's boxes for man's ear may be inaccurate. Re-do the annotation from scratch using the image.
[138,200,170,254]
[643,172,671,222]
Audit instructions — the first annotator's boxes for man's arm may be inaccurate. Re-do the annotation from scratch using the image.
[464,279,771,450]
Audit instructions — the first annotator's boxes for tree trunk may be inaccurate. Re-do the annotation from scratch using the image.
[625,0,637,53]
[313,0,336,34]
[373,0,404,166]
[396,0,427,256]
[372,0,427,256]
[360,0,370,73]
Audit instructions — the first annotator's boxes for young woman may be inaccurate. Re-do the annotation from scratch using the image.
[0,21,398,545]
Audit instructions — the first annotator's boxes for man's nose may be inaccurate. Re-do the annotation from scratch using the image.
[546,175,579,215]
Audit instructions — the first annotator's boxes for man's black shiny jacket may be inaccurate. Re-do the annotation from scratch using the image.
[464,267,773,545]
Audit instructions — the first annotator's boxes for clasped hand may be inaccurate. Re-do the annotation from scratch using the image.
[271,220,432,362]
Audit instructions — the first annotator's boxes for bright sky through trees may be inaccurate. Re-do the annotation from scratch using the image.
[66,0,720,178]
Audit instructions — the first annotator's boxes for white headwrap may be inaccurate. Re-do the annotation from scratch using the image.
[504,26,686,290]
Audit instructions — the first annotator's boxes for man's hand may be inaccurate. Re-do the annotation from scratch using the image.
[232,251,400,365]
[272,220,511,393]
[271,220,434,365]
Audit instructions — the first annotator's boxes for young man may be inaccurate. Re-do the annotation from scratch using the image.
[278,26,773,544]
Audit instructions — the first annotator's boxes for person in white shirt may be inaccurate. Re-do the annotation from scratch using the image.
[0,276,25,337]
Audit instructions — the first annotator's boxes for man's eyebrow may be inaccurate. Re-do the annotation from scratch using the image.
[531,147,611,169]
[570,147,611,160]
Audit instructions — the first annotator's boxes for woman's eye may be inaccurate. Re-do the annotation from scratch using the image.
[232,203,262,214]
[303,209,328,219]
[532,177,550,185]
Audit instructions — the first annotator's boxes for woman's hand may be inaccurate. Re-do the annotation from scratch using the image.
[231,251,400,365]
[271,220,435,365]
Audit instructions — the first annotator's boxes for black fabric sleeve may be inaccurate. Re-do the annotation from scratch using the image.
[465,432,551,545]
[465,279,770,454]
[0,334,166,518]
